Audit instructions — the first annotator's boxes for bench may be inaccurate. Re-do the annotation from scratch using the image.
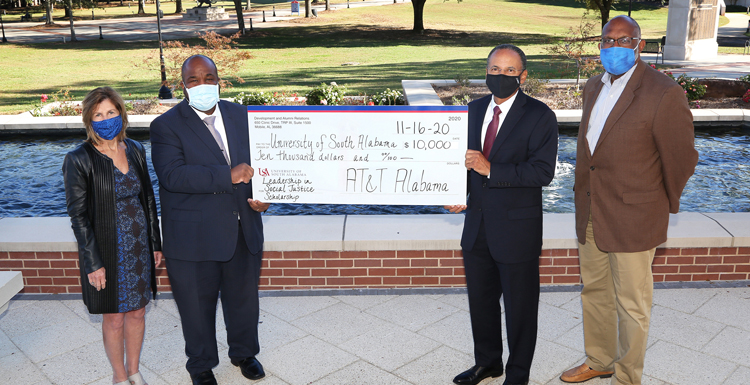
[642,36,665,64]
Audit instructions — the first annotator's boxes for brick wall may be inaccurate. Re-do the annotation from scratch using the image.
[2,247,749,294]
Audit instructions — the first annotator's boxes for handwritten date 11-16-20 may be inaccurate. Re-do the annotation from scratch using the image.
[396,121,453,135]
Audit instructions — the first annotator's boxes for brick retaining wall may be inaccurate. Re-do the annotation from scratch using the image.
[3,247,749,294]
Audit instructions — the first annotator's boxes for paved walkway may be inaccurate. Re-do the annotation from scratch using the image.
[2,285,749,385]
[0,0,402,44]
[636,13,750,79]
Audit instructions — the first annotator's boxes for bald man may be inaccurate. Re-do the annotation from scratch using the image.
[560,16,697,385]
[151,55,269,385]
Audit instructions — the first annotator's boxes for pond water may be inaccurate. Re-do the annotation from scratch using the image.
[0,129,748,217]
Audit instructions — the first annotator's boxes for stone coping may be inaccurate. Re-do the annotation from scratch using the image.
[401,79,750,129]
[0,271,24,315]
[2,84,750,133]
[1,212,748,252]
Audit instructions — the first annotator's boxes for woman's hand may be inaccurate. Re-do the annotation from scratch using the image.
[88,267,106,291]
[154,251,164,267]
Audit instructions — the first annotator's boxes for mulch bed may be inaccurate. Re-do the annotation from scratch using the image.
[434,82,749,110]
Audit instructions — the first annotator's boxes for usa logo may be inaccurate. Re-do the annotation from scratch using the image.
[259,168,270,177]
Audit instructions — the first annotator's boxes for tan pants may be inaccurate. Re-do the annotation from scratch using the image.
[579,216,655,385]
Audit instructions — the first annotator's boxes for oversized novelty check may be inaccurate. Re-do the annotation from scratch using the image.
[248,106,468,205]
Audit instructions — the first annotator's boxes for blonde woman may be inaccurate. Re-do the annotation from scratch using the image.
[63,87,162,385]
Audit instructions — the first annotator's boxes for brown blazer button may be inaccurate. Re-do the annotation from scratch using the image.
[590,166,595,171]
[587,192,590,196]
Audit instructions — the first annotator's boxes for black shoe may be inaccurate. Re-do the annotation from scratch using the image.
[503,381,529,385]
[453,365,504,385]
[231,356,265,380]
[191,370,217,385]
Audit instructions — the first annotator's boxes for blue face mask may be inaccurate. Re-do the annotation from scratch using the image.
[91,115,123,140]
[600,46,638,76]
[186,83,220,111]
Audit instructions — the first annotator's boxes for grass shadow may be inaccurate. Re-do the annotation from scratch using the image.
[236,24,554,49]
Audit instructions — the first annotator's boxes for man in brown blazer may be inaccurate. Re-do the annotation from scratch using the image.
[560,16,698,385]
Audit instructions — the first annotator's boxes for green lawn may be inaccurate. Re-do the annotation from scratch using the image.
[0,0,673,114]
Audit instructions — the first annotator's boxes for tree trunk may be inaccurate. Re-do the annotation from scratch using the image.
[68,0,77,41]
[600,8,609,28]
[411,0,425,32]
[138,0,145,14]
[45,0,53,24]
[64,5,71,18]
[175,0,183,13]
[305,0,310,17]
[597,0,611,28]
[233,0,245,33]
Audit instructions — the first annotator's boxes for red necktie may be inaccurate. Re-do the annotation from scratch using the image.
[483,106,501,158]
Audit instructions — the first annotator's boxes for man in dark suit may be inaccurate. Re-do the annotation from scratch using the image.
[150,55,269,385]
[447,44,559,385]
[560,16,697,385]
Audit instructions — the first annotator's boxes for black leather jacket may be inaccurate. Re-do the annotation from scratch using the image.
[63,139,161,313]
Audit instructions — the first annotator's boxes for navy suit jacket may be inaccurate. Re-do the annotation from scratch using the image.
[150,100,264,262]
[461,92,558,263]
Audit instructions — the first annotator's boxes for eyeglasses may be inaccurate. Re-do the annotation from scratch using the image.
[601,37,640,47]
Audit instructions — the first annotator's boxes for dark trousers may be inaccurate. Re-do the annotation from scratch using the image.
[166,224,263,375]
[463,220,540,384]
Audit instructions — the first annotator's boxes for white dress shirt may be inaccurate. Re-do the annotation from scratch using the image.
[586,64,638,155]
[192,103,231,164]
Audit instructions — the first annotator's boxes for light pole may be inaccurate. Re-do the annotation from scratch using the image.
[1,14,8,43]
[155,0,173,99]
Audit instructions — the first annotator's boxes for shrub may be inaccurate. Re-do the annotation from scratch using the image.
[234,91,280,105]
[451,95,471,106]
[306,82,347,105]
[665,72,706,101]
[370,88,405,105]
[454,74,472,88]
[136,31,252,97]
[521,75,549,97]
[126,97,161,115]
[34,89,81,117]
[738,74,750,83]
[742,89,750,103]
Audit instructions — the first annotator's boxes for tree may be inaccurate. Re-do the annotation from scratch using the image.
[305,0,311,17]
[545,12,600,85]
[43,0,54,24]
[67,0,77,41]
[411,0,426,32]
[411,0,461,33]
[136,31,252,93]
[577,0,615,27]
[138,0,145,14]
[175,0,184,13]
[232,0,246,33]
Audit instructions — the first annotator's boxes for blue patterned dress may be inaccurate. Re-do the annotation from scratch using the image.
[114,157,151,312]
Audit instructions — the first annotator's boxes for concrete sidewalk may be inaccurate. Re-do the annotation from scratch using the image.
[0,0,402,44]
[1,284,749,385]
